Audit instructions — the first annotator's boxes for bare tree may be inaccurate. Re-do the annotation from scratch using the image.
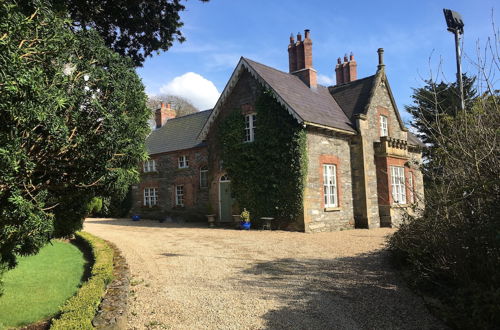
[147,94,198,118]
[388,16,500,329]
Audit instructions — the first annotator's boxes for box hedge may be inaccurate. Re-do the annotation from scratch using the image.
[50,232,114,329]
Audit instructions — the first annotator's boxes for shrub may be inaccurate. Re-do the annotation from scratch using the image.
[388,96,500,329]
[50,231,113,329]
[86,197,103,216]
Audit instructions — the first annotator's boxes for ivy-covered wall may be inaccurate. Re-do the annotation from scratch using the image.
[217,90,307,228]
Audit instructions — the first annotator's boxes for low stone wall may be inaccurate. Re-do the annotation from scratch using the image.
[92,241,130,329]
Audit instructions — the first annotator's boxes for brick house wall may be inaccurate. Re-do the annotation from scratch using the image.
[130,146,209,220]
[206,69,262,221]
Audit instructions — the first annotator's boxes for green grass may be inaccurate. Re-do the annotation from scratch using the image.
[0,240,86,328]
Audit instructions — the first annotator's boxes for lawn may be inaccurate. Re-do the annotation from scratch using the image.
[0,240,86,328]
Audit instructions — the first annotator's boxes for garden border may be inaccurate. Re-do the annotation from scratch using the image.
[49,232,115,329]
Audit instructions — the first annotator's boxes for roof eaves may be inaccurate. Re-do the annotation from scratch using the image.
[304,121,356,135]
[197,57,246,141]
[380,72,408,132]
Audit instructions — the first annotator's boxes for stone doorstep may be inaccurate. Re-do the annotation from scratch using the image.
[92,241,130,330]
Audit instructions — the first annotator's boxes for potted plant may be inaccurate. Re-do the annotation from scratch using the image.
[206,204,216,228]
[240,208,251,230]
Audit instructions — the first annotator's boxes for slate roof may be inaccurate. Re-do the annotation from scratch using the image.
[328,75,377,122]
[408,132,426,147]
[146,110,212,155]
[243,58,356,133]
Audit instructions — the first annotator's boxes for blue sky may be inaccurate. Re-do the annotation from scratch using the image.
[137,0,498,122]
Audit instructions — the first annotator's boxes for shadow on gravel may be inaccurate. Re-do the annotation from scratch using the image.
[240,250,445,330]
[85,218,207,229]
[85,218,243,231]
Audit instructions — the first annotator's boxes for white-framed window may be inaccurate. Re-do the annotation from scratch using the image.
[391,166,406,204]
[143,188,158,207]
[380,115,388,137]
[175,185,184,206]
[244,113,256,142]
[178,155,189,168]
[408,172,414,204]
[143,159,156,172]
[200,166,208,188]
[323,164,338,208]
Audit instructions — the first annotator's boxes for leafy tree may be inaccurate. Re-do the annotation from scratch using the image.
[19,0,209,66]
[147,94,199,118]
[0,0,150,275]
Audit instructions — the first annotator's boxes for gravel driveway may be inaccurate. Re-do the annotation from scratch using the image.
[84,218,444,330]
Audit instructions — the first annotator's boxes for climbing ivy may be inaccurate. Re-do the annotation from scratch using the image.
[218,90,307,227]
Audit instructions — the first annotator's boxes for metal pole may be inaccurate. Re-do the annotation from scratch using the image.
[454,29,465,111]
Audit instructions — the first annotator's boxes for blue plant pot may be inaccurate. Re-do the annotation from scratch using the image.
[132,215,141,221]
[241,222,251,230]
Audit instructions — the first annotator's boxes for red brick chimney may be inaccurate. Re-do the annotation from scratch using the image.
[335,52,357,85]
[288,29,317,89]
[155,102,176,129]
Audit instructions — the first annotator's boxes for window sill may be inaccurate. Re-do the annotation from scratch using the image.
[324,207,341,212]
[392,204,409,208]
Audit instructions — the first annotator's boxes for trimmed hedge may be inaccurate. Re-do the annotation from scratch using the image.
[51,232,114,329]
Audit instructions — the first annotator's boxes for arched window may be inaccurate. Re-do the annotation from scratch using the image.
[200,166,208,188]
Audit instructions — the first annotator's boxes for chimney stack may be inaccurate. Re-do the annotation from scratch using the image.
[155,102,176,129]
[287,29,317,88]
[335,52,357,85]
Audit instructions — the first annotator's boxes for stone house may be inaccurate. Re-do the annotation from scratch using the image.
[131,30,424,232]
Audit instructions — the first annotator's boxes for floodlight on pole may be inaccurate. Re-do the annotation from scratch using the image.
[443,8,465,111]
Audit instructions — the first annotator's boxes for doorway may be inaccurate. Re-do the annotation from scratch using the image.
[219,174,233,222]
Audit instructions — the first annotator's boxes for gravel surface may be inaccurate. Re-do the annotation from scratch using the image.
[84,218,444,330]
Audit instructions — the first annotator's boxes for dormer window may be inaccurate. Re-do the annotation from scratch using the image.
[380,115,388,137]
[143,159,156,172]
[178,155,189,168]
[244,113,256,142]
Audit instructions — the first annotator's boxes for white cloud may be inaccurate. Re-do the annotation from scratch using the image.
[159,72,220,110]
[317,74,335,86]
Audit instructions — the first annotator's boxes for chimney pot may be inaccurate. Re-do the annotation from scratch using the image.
[297,32,302,41]
[337,57,342,64]
[289,33,295,44]
[349,52,355,61]
[377,48,385,69]
[304,29,310,39]
[344,54,348,62]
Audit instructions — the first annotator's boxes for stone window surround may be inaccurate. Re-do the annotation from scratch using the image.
[380,115,388,137]
[319,154,342,211]
[377,106,390,138]
[407,170,415,204]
